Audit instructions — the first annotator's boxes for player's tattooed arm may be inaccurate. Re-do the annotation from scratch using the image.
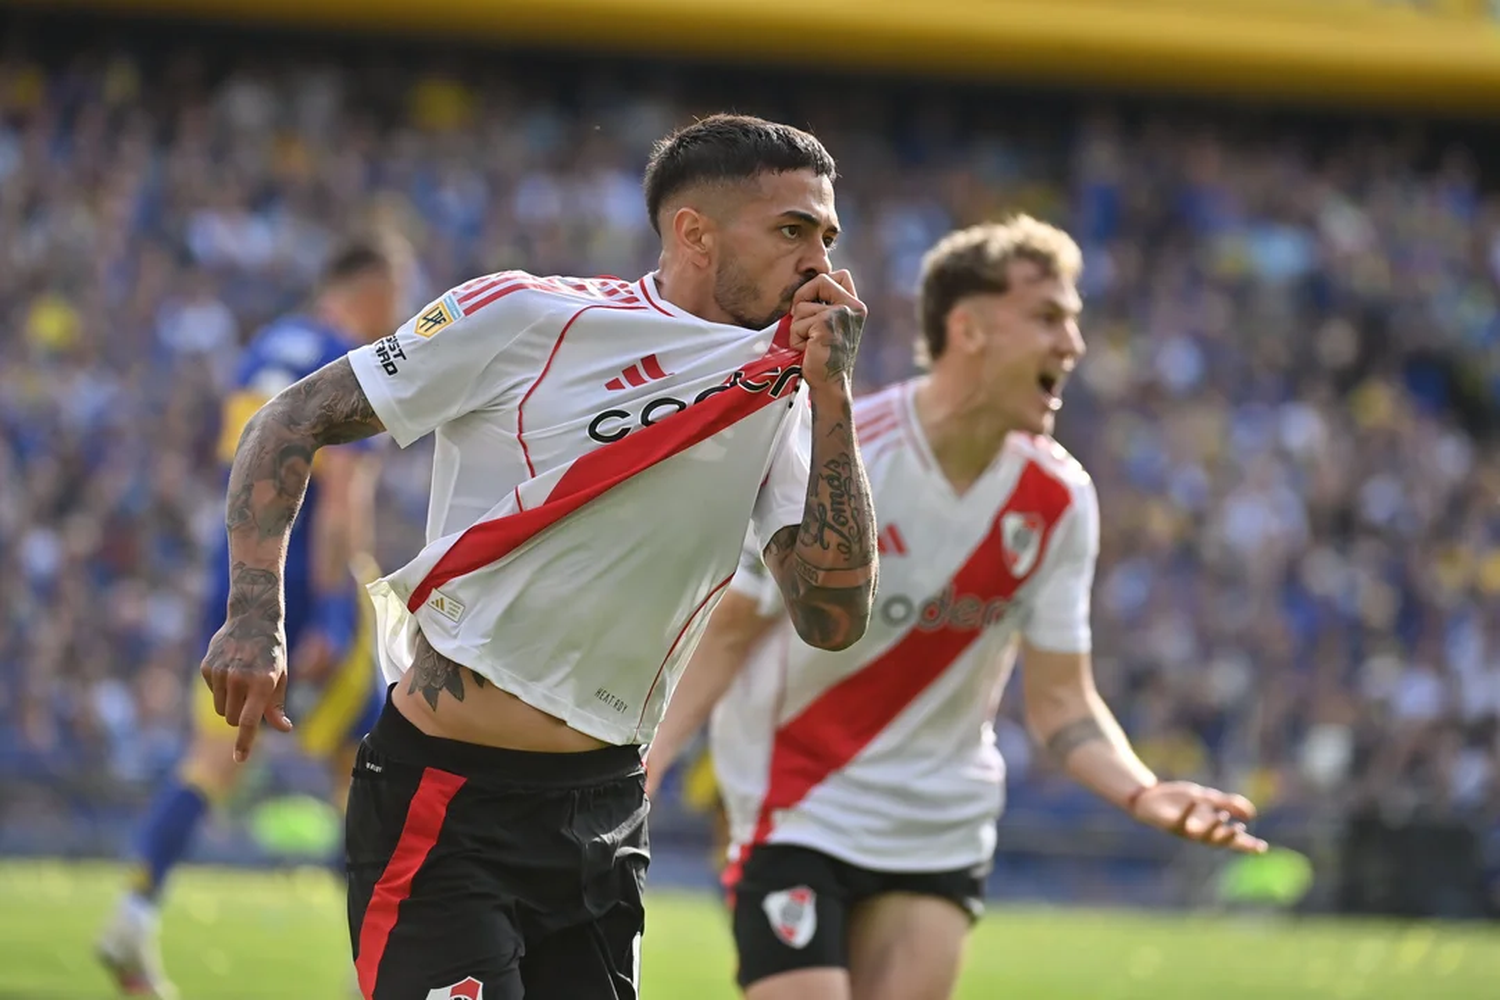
[764,311,878,651]
[408,633,487,711]
[204,358,388,758]
[222,357,385,625]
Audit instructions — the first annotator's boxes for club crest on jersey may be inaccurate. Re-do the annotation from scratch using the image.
[414,295,458,338]
[762,885,818,949]
[1000,511,1044,577]
[426,976,483,1000]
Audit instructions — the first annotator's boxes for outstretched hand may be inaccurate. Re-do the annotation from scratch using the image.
[1128,781,1268,854]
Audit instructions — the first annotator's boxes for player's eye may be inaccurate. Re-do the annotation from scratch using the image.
[780,224,801,240]
[823,235,839,250]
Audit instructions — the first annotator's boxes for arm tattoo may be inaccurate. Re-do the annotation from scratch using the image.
[225,357,384,543]
[765,526,871,649]
[220,358,385,661]
[202,562,286,674]
[407,634,487,711]
[1045,717,1108,761]
[765,391,878,651]
[225,565,281,622]
[821,306,863,384]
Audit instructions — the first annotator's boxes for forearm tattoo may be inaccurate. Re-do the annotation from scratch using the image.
[220,358,385,660]
[202,562,287,668]
[225,358,385,544]
[766,390,878,650]
[1045,717,1108,761]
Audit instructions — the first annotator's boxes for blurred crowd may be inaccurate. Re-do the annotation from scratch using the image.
[2,27,1500,870]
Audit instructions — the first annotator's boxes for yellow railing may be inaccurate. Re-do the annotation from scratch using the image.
[28,0,1500,112]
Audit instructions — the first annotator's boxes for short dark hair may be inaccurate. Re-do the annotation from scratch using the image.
[917,216,1082,364]
[642,113,837,235]
[319,236,396,288]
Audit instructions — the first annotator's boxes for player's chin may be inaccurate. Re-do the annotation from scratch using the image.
[1019,407,1055,437]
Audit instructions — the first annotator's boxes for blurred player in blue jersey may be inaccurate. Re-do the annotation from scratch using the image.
[97,236,409,999]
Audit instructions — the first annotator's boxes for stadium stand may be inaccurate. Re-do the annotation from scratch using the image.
[0,9,1497,917]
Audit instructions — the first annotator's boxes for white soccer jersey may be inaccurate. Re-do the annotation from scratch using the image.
[710,378,1099,873]
[347,271,811,746]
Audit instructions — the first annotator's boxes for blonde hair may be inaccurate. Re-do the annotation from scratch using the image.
[915,215,1082,365]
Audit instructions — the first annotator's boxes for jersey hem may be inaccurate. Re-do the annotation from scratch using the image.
[365,576,644,746]
[442,648,646,747]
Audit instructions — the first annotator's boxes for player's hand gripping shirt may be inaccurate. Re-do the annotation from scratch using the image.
[347,272,811,746]
[711,379,1100,873]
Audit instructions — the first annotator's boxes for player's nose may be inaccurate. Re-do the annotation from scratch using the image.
[1060,319,1085,361]
[800,243,833,276]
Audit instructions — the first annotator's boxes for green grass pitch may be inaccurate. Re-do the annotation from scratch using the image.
[2,860,1498,998]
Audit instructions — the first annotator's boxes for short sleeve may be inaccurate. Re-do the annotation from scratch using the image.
[1022,477,1099,654]
[726,528,786,618]
[747,388,812,554]
[347,286,539,448]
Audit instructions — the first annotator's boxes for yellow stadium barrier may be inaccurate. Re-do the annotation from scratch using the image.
[31,0,1500,112]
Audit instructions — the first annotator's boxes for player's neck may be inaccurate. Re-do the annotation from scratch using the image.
[652,264,734,326]
[912,372,1015,494]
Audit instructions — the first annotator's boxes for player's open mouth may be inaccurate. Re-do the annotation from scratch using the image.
[1038,373,1063,411]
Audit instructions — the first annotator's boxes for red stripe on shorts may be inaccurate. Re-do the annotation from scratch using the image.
[354,768,467,999]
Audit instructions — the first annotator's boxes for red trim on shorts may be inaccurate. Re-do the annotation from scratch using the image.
[354,768,467,1000]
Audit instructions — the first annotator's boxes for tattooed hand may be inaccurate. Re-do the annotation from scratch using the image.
[201,563,294,762]
[787,270,866,393]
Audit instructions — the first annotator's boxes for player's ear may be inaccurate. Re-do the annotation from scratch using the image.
[670,206,714,268]
[947,301,983,356]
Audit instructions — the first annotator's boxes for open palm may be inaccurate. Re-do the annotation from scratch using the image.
[1130,781,1268,854]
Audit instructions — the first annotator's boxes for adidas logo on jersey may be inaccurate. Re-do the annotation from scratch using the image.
[605,354,673,391]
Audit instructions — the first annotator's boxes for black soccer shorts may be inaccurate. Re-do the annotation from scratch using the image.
[346,690,648,1000]
[728,843,985,990]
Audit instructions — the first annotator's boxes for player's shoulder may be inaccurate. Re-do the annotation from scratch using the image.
[852,379,914,438]
[1006,432,1093,493]
[442,270,653,327]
